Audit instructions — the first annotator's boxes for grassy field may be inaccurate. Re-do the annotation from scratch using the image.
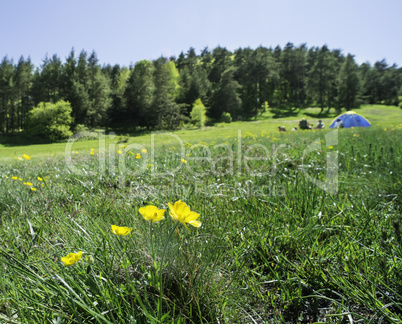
[0,105,402,323]
[0,104,400,161]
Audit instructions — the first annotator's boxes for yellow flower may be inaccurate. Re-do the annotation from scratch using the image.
[117,150,123,154]
[168,200,201,229]
[25,182,33,186]
[328,146,334,149]
[111,225,133,236]
[142,149,147,153]
[136,153,141,159]
[181,158,187,164]
[61,251,83,266]
[37,177,43,181]
[18,178,23,181]
[17,157,23,161]
[90,151,95,155]
[22,154,31,160]
[12,176,18,180]
[31,187,37,191]
[138,205,165,223]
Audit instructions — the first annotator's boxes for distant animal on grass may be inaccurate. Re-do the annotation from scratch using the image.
[278,126,287,132]
[292,127,298,131]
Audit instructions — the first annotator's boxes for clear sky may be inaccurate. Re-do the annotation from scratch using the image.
[1,0,401,68]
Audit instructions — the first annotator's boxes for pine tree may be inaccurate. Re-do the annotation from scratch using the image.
[107,66,130,127]
[210,66,242,120]
[61,49,90,126]
[124,60,155,129]
[87,51,111,127]
[337,54,360,110]
[152,58,181,130]
[0,56,14,133]
[14,56,33,130]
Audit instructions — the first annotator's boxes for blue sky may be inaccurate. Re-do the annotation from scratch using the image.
[1,0,401,68]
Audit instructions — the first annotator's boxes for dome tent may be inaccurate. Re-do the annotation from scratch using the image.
[329,111,371,128]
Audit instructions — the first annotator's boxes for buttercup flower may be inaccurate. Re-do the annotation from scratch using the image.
[37,177,43,181]
[61,251,83,266]
[168,200,201,229]
[117,150,123,154]
[111,225,133,236]
[139,205,165,223]
[181,159,187,164]
[136,153,141,159]
[22,154,31,160]
[142,149,147,153]
[12,176,18,180]
[31,187,37,191]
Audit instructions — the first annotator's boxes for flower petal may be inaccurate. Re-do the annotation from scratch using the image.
[75,251,83,262]
[188,220,201,228]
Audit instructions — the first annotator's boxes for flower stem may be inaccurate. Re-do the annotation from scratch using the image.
[158,221,180,320]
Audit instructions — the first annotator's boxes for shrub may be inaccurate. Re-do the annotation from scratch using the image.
[220,112,232,123]
[74,124,89,133]
[190,98,207,128]
[26,100,73,142]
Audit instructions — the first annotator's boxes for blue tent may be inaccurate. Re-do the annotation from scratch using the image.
[329,111,371,128]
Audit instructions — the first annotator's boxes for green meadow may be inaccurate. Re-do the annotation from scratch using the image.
[0,105,402,323]
[0,104,400,161]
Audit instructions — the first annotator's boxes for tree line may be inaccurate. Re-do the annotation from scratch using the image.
[1,43,401,135]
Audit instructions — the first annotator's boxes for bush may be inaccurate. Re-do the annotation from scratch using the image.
[74,124,89,133]
[220,112,232,123]
[26,100,73,142]
[190,98,207,128]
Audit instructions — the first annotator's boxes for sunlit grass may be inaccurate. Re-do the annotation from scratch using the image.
[0,106,401,322]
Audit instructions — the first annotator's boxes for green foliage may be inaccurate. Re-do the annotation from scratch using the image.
[1,45,402,136]
[153,58,182,130]
[260,100,269,116]
[338,54,360,110]
[210,67,242,120]
[220,111,232,123]
[124,60,155,128]
[73,123,88,133]
[166,60,181,98]
[190,98,207,127]
[26,100,73,141]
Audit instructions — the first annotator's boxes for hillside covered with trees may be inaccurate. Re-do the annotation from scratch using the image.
[1,43,401,138]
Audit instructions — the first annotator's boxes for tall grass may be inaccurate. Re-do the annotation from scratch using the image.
[0,125,401,323]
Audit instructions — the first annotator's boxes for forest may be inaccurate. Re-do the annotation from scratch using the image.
[0,43,401,138]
